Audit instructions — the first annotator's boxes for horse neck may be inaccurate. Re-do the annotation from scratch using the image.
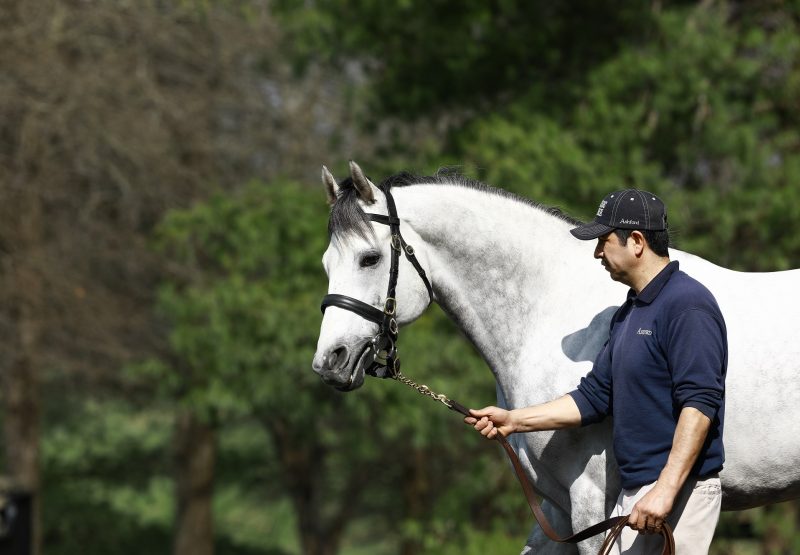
[395,184,618,391]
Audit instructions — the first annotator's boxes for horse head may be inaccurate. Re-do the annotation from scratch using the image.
[312,162,433,391]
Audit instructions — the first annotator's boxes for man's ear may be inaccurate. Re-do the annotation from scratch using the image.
[630,230,647,256]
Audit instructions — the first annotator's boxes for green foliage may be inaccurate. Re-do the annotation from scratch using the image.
[429,523,526,555]
[144,181,332,421]
[457,110,612,215]
[749,503,800,554]
[42,398,174,555]
[272,0,663,117]
[40,394,310,555]
[457,3,800,271]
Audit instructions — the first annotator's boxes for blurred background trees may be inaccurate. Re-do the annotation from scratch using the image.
[0,0,798,554]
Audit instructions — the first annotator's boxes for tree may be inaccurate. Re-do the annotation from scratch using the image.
[0,1,314,553]
[456,2,800,272]
[273,0,667,118]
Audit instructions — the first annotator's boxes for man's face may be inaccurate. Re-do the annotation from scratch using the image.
[594,231,635,284]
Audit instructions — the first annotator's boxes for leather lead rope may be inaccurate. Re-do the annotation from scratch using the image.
[442,398,675,555]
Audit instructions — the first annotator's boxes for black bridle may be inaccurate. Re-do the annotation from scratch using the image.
[320,185,433,380]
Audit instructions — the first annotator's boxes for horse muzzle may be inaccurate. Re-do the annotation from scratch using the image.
[312,341,372,391]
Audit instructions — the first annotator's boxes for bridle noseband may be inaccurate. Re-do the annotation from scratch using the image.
[320,185,433,380]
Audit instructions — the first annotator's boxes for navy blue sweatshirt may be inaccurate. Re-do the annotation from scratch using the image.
[569,261,727,489]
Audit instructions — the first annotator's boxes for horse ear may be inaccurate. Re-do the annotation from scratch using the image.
[322,165,339,205]
[349,161,376,204]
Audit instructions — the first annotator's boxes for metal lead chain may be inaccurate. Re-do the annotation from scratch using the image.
[392,370,453,408]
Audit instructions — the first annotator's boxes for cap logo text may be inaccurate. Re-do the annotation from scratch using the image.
[619,219,639,225]
[596,200,608,217]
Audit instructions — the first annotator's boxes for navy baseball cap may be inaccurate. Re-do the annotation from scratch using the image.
[570,189,667,240]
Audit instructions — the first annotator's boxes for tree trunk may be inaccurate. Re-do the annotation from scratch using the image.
[270,420,349,555]
[0,188,43,555]
[173,411,216,555]
[400,448,429,555]
[1,329,41,555]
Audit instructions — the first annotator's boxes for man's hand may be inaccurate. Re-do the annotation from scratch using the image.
[627,406,712,534]
[628,483,676,534]
[464,406,515,439]
[464,396,583,439]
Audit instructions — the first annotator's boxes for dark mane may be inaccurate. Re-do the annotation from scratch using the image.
[328,169,583,240]
[328,176,374,241]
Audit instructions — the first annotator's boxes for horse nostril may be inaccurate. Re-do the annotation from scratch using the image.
[329,346,349,371]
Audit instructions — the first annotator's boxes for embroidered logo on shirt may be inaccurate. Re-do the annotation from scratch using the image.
[637,328,653,335]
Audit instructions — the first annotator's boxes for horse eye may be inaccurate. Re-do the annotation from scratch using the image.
[359,253,381,268]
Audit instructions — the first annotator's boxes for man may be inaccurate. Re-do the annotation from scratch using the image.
[465,189,727,554]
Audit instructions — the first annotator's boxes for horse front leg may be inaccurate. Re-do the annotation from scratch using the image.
[519,479,613,555]
[519,499,580,555]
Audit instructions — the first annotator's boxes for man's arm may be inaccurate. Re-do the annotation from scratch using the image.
[464,394,582,439]
[628,406,712,533]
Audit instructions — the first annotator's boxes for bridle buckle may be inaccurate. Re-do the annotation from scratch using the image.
[391,234,402,252]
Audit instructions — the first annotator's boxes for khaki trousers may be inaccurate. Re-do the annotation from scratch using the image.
[607,475,722,554]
